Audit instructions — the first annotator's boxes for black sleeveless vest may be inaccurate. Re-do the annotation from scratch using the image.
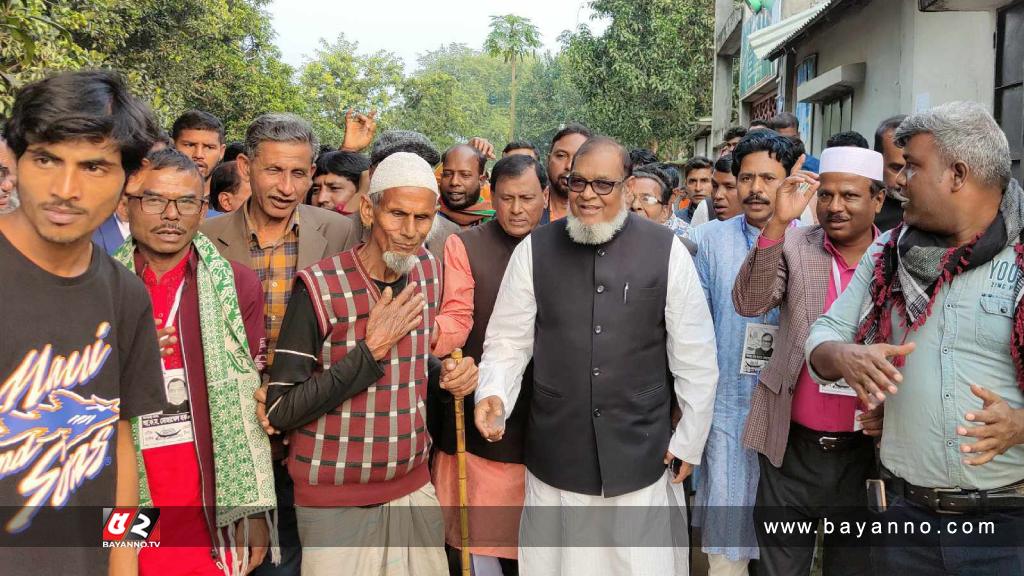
[434,220,533,463]
[527,214,674,497]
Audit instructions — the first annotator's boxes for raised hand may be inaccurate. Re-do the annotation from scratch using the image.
[364,284,425,361]
[958,384,1024,466]
[340,108,378,152]
[762,154,820,240]
[468,137,496,160]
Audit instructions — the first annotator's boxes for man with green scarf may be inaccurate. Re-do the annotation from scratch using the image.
[115,148,277,576]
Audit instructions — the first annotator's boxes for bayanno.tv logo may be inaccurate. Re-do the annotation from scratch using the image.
[101,507,161,548]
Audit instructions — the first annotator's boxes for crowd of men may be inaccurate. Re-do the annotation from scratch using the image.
[0,69,1022,576]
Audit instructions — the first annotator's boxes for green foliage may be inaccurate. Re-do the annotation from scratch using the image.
[1,3,713,161]
[558,0,714,158]
[296,34,404,146]
[484,14,541,141]
[388,44,510,153]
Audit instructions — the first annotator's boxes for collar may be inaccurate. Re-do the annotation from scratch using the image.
[243,199,300,242]
[138,244,195,286]
[823,225,880,269]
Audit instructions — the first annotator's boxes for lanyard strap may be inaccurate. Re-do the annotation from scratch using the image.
[163,282,185,330]
[831,256,843,294]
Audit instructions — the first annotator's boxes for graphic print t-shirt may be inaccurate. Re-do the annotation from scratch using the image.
[0,232,164,575]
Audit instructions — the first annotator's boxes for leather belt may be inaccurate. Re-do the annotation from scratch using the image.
[790,423,869,452]
[880,466,1024,514]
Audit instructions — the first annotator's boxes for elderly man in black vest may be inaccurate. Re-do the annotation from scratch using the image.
[429,153,548,576]
[474,136,719,574]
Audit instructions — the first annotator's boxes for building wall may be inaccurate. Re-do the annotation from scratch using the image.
[786,0,996,145]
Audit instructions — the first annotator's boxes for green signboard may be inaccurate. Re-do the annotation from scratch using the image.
[739,0,784,99]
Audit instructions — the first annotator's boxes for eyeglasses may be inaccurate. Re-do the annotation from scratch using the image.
[631,194,662,206]
[126,194,207,216]
[566,175,623,196]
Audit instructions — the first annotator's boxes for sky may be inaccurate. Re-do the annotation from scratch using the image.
[266,0,609,72]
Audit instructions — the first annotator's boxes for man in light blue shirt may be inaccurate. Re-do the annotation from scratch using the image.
[693,131,804,573]
[806,102,1024,574]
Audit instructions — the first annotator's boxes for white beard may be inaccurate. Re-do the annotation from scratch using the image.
[566,206,629,245]
[382,251,418,275]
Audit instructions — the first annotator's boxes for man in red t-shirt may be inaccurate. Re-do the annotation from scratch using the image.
[121,147,274,575]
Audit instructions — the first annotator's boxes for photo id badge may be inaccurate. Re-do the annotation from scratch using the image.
[139,367,194,450]
[740,323,779,376]
[820,378,858,397]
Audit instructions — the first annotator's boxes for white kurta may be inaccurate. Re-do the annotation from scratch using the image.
[475,234,719,575]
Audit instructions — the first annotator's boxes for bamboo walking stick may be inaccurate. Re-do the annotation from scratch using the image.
[451,348,471,576]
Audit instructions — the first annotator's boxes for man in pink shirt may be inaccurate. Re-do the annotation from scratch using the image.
[732,145,887,576]
[430,153,548,576]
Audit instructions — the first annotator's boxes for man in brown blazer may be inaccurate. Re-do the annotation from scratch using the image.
[199,112,357,576]
[732,145,886,576]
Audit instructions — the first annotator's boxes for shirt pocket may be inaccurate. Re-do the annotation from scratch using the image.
[976,293,1015,349]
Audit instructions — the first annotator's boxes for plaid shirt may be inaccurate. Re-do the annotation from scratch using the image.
[244,207,299,367]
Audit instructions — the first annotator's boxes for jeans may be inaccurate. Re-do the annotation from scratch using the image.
[871,492,1024,575]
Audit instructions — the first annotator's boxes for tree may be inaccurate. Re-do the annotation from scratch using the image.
[558,0,714,158]
[389,44,510,152]
[483,14,541,142]
[296,34,404,146]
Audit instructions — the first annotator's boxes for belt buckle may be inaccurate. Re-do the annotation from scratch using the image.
[819,436,839,451]
[932,487,966,515]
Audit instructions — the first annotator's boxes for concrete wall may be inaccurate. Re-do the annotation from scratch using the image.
[786,0,996,144]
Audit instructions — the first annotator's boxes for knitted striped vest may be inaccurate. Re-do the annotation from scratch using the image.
[288,246,440,506]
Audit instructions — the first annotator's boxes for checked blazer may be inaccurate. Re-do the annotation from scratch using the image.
[732,225,832,468]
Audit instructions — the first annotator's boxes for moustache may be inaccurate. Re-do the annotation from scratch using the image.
[40,200,86,215]
[153,225,186,235]
[743,194,770,205]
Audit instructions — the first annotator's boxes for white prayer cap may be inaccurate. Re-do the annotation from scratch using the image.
[369,151,439,198]
[818,146,884,181]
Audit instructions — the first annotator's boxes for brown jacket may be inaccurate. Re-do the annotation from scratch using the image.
[732,225,831,468]
[201,202,359,272]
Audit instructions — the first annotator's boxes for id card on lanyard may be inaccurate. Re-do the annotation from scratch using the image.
[140,283,195,450]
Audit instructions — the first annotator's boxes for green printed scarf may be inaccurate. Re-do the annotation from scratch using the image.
[115,232,276,528]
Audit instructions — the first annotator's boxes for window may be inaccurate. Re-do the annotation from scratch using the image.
[815,93,853,156]
[996,1,1024,181]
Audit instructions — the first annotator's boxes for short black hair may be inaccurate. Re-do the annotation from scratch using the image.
[724,126,747,141]
[770,112,800,132]
[571,135,631,179]
[315,150,370,187]
[550,123,592,149]
[683,156,713,178]
[503,140,540,158]
[171,110,225,143]
[442,144,487,174]
[633,163,673,204]
[490,154,546,191]
[750,119,771,129]
[5,70,160,174]
[714,155,733,174]
[826,131,869,149]
[731,131,802,177]
[654,162,680,190]
[144,147,203,183]
[223,141,245,162]
[209,161,239,211]
[630,148,658,167]
[874,115,907,152]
